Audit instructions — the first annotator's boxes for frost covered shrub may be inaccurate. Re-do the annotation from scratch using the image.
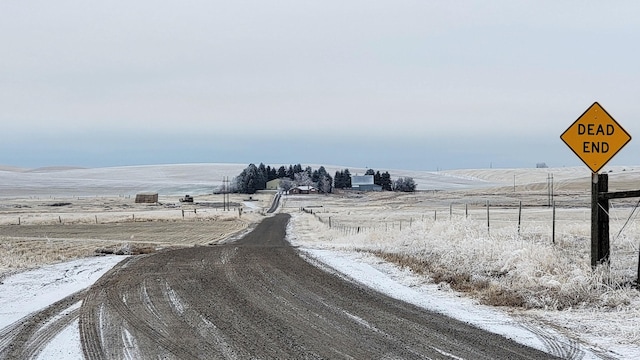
[296,213,636,310]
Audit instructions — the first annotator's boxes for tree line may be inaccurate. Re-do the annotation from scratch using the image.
[232,163,415,194]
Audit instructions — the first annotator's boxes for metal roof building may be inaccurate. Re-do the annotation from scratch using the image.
[351,175,382,192]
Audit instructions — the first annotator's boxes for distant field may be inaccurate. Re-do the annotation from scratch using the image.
[1,162,618,197]
[0,191,274,277]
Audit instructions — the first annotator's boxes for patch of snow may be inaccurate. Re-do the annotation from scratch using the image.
[243,201,260,210]
[37,319,83,360]
[165,283,186,315]
[0,256,125,329]
[122,328,141,360]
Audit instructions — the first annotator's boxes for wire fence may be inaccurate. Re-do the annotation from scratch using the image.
[300,200,640,246]
[0,207,241,226]
[300,199,640,281]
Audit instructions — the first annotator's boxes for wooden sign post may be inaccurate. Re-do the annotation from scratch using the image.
[561,102,631,268]
[591,173,610,267]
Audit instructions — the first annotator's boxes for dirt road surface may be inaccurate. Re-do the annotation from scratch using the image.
[80,213,559,359]
[2,213,563,359]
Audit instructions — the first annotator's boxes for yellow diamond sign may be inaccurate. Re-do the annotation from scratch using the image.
[561,102,631,173]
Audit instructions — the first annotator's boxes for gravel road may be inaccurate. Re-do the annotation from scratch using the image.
[73,213,558,359]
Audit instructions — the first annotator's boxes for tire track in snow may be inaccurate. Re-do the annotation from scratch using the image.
[0,290,85,360]
[519,323,585,359]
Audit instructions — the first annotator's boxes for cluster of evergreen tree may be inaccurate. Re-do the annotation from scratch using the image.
[274,164,304,180]
[310,166,333,194]
[335,168,412,192]
[233,163,277,194]
[234,163,416,194]
[333,169,352,189]
[364,169,393,191]
[234,163,333,194]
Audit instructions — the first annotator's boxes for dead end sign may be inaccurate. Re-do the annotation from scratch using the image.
[561,102,632,173]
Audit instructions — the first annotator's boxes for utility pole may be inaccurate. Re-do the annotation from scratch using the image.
[222,176,230,211]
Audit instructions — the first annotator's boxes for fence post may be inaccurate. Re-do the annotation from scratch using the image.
[518,201,522,236]
[637,248,640,289]
[486,200,490,235]
[552,200,556,244]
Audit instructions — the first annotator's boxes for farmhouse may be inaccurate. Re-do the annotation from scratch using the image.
[135,192,158,203]
[288,186,318,195]
[351,175,382,192]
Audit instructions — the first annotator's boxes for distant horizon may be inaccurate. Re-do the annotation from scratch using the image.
[2,161,638,199]
[4,131,636,172]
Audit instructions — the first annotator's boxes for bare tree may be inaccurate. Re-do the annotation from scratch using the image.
[319,174,332,194]
[279,179,294,192]
[294,172,314,186]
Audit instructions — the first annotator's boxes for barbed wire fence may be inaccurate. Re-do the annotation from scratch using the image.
[299,201,639,270]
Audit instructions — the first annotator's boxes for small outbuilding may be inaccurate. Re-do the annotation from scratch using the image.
[266,178,282,190]
[135,192,158,203]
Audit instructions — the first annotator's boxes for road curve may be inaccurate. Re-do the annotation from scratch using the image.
[75,213,560,359]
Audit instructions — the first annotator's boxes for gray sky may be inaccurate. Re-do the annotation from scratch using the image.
[2,1,639,170]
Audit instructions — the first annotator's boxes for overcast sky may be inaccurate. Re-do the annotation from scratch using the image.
[2,1,639,170]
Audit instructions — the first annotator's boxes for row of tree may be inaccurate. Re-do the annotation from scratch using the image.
[234,163,333,194]
[233,163,415,194]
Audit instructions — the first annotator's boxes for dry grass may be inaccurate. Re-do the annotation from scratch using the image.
[284,186,640,311]
[371,250,526,307]
[0,192,273,277]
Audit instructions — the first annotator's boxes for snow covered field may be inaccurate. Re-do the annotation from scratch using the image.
[1,163,640,359]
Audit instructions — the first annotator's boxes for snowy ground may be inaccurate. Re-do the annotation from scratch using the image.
[2,163,640,359]
[0,256,125,359]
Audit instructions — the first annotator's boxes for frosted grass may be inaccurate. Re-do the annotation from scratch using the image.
[285,192,640,351]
